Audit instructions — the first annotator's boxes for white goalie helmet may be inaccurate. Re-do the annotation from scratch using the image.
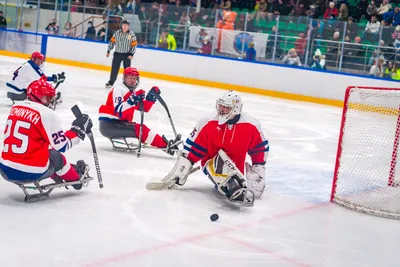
[216,90,243,125]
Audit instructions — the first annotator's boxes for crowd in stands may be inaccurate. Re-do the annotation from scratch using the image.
[23,0,400,79]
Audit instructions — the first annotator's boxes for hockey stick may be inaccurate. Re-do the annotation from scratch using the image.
[71,105,104,189]
[137,100,145,158]
[155,94,178,138]
[145,166,201,190]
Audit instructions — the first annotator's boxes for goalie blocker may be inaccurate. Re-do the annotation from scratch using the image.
[147,90,268,207]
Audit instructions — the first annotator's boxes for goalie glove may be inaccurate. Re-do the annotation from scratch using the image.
[161,152,193,188]
[245,163,266,198]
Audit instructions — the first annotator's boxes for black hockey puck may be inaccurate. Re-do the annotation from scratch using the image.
[210,213,219,222]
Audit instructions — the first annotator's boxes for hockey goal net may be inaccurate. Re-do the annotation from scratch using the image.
[331,86,400,219]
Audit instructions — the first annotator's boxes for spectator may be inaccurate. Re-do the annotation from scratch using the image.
[244,42,256,61]
[355,0,369,21]
[326,31,341,61]
[63,22,73,37]
[138,5,150,43]
[346,17,358,39]
[383,60,395,78]
[0,11,7,28]
[124,0,135,14]
[377,0,392,20]
[324,2,339,20]
[364,15,381,42]
[383,6,400,26]
[252,0,267,20]
[391,63,400,79]
[294,3,306,17]
[197,36,212,55]
[369,57,384,77]
[366,0,378,21]
[282,48,302,66]
[159,29,177,50]
[338,3,348,21]
[70,0,82,12]
[311,49,327,70]
[220,0,232,10]
[45,19,59,35]
[305,4,317,19]
[392,25,400,40]
[295,33,307,61]
[85,21,96,40]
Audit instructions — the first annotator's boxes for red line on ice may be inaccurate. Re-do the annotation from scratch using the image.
[222,235,311,267]
[84,203,327,267]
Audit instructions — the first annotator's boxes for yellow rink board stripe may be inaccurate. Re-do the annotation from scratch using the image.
[0,50,345,107]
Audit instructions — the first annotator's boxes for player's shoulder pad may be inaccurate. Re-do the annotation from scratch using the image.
[238,112,265,134]
[113,83,131,96]
[196,111,218,127]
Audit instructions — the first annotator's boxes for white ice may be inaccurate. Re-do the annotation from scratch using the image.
[0,55,398,267]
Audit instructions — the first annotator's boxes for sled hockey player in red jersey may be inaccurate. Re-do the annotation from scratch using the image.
[98,67,181,155]
[0,79,93,202]
[6,52,65,104]
[155,90,268,206]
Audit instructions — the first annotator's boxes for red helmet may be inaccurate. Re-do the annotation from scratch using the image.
[31,52,45,61]
[123,67,140,91]
[27,79,56,108]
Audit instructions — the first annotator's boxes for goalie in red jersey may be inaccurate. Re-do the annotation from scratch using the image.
[154,90,269,206]
[98,67,180,154]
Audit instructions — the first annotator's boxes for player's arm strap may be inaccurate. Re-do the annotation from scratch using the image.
[184,138,207,162]
[248,140,269,155]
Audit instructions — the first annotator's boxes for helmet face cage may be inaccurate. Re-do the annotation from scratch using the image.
[216,91,242,125]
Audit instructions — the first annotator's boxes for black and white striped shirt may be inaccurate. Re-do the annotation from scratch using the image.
[107,30,137,56]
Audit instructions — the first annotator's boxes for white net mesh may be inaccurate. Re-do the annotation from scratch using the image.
[332,87,400,219]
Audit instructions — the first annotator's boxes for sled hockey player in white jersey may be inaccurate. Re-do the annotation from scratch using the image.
[147,90,268,207]
[6,52,66,104]
[0,78,94,202]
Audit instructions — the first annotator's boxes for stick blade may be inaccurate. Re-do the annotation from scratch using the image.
[145,181,175,190]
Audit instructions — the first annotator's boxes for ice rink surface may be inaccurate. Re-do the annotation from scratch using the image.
[0,55,399,267]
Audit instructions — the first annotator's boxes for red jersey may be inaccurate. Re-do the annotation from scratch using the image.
[98,83,154,121]
[184,112,269,174]
[0,101,79,180]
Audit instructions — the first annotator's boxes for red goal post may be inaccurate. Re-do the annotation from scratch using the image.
[331,86,400,219]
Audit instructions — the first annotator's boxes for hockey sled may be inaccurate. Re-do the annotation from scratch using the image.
[108,136,183,156]
[0,166,93,202]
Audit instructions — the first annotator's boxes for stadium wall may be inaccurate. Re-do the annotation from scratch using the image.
[0,30,398,107]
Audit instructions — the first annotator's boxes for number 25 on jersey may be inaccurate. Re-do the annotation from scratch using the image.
[4,119,31,154]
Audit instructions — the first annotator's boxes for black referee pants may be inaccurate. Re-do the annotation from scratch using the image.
[108,52,131,85]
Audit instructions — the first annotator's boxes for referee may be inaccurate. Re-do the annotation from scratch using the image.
[105,19,137,88]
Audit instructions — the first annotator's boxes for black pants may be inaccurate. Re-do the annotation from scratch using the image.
[108,52,131,85]
[99,120,137,139]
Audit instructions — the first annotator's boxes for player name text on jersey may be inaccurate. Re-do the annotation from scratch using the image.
[10,107,40,125]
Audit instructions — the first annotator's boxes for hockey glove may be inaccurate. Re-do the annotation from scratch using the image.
[52,72,66,83]
[245,163,266,198]
[71,114,93,140]
[145,86,161,102]
[127,89,145,106]
[161,152,193,187]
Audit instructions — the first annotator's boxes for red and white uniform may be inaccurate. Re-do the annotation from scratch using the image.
[184,112,269,174]
[99,83,154,121]
[98,83,167,147]
[0,100,80,181]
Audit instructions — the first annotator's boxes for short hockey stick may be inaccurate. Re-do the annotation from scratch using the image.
[145,166,201,190]
[155,94,178,138]
[137,100,145,158]
[71,105,104,189]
